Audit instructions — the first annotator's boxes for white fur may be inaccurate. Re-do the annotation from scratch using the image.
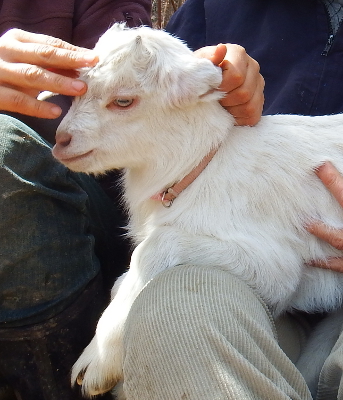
[53,24,343,397]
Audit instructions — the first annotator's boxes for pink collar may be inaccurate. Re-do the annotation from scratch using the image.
[151,148,218,208]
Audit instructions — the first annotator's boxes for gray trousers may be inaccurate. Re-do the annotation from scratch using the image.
[122,265,343,399]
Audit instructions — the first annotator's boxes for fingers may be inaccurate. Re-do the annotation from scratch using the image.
[315,161,343,208]
[0,61,87,96]
[307,257,343,273]
[224,69,265,126]
[306,162,343,273]
[195,43,264,127]
[0,28,98,117]
[306,220,343,250]
[306,221,343,272]
[194,43,227,65]
[46,68,80,79]
[315,163,343,239]
[0,62,88,118]
[218,44,249,94]
[218,44,265,126]
[3,29,83,51]
[5,41,97,70]
[0,86,62,118]
[0,29,97,68]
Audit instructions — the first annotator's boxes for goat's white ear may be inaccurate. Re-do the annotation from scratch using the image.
[166,57,224,108]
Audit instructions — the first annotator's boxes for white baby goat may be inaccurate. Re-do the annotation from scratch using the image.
[53,24,343,398]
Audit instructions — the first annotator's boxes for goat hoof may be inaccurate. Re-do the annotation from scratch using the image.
[76,370,85,386]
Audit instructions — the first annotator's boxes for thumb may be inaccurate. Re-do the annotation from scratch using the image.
[194,43,227,66]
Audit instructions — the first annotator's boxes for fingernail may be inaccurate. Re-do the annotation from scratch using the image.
[81,52,97,64]
[305,260,318,268]
[50,106,62,117]
[314,163,324,173]
[71,80,86,92]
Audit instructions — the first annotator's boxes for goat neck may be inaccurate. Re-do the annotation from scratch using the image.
[151,148,218,207]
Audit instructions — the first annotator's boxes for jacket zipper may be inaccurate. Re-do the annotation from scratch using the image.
[321,33,334,56]
[321,1,335,56]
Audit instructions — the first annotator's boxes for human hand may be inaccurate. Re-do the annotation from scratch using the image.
[306,161,343,272]
[0,29,99,119]
[195,43,265,126]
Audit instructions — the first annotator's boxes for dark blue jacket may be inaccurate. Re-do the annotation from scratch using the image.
[166,0,343,116]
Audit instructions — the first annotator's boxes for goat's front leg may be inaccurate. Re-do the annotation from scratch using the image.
[71,230,181,397]
[71,273,139,397]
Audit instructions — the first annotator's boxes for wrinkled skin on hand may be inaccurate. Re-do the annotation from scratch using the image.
[0,28,98,118]
[195,43,265,126]
[306,162,343,272]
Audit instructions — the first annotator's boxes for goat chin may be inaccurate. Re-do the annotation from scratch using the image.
[52,23,343,397]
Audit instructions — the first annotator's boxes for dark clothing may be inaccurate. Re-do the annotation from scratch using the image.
[0,274,112,400]
[0,0,150,46]
[166,0,343,116]
[0,116,128,326]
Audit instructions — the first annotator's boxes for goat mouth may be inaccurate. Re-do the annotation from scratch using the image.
[58,150,94,164]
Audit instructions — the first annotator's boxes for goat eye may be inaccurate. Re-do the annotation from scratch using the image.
[114,98,134,107]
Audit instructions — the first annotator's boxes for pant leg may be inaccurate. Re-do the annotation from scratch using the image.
[0,275,113,400]
[122,265,312,400]
[0,113,127,325]
[0,114,126,398]
[0,114,98,324]
[316,321,343,400]
[0,375,16,400]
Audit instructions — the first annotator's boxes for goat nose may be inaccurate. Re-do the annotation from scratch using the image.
[55,131,72,147]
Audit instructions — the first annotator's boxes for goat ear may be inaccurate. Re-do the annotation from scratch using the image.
[166,57,224,108]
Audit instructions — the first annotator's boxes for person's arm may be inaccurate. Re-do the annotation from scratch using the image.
[195,43,265,126]
[306,161,343,272]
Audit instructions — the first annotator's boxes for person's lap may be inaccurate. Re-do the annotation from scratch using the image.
[122,264,342,400]
[0,114,127,399]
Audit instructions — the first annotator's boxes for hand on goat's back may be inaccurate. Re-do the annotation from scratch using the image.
[306,161,343,272]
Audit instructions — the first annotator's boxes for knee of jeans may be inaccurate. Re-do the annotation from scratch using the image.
[0,114,36,134]
[0,115,54,177]
[0,115,49,155]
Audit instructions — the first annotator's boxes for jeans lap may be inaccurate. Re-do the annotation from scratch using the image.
[0,115,101,326]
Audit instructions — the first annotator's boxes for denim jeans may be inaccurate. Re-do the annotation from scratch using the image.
[0,114,129,326]
[0,114,129,399]
[0,274,112,400]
